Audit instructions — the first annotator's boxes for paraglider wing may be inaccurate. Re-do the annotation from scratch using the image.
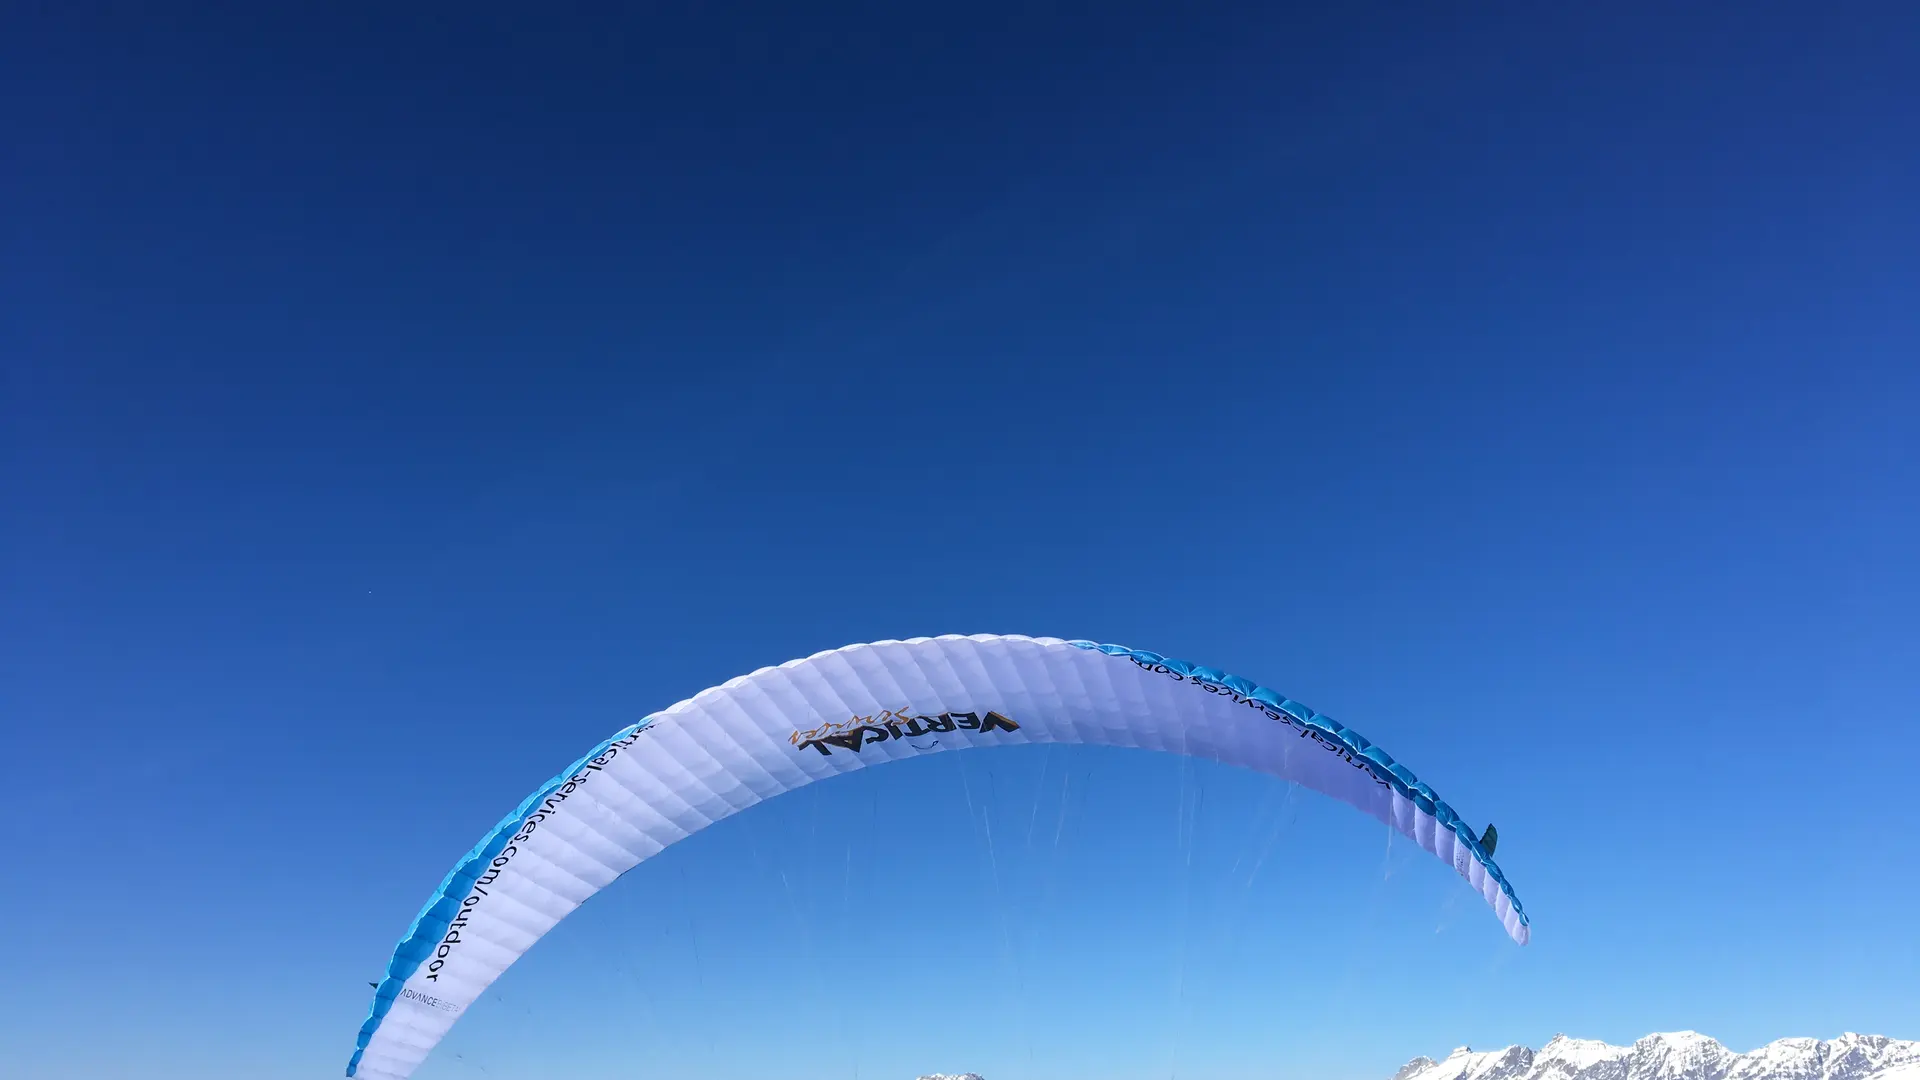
[347,635,1528,1080]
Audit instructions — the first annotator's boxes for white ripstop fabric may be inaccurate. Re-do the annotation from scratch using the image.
[349,634,1521,1080]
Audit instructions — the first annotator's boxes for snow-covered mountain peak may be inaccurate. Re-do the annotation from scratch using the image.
[1397,1043,1537,1080]
[1397,1058,1443,1080]
[1535,1032,1630,1080]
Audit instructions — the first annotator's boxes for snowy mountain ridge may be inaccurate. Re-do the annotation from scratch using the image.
[1393,1031,1920,1080]
[908,1033,1917,1080]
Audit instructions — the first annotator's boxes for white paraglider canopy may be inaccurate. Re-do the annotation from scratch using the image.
[347,635,1529,1080]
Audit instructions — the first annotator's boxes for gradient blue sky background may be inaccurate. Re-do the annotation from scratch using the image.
[4,4,1917,1079]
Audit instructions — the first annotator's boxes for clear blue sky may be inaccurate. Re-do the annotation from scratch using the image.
[3,4,1916,1079]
